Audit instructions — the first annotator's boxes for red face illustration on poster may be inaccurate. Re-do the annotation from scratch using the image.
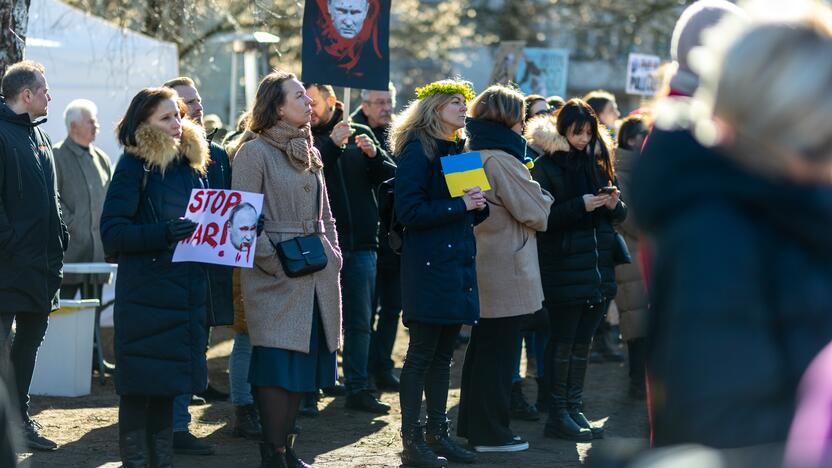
[302,0,391,91]
[172,189,264,268]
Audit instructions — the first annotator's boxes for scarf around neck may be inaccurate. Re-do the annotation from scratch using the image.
[261,120,323,172]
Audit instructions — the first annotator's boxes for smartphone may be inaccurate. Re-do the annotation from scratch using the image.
[597,186,617,195]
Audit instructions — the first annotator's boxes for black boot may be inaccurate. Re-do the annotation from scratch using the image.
[401,424,448,467]
[118,429,148,468]
[567,343,604,439]
[510,380,540,420]
[536,377,548,413]
[544,343,593,442]
[260,443,290,468]
[233,404,263,439]
[627,338,647,399]
[147,427,173,468]
[285,431,312,468]
[593,322,624,363]
[426,419,476,464]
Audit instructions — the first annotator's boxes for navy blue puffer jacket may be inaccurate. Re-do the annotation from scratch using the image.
[101,121,210,396]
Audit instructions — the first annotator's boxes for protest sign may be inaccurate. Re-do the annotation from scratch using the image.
[626,53,661,96]
[489,41,526,86]
[515,48,569,98]
[302,0,391,91]
[441,152,491,198]
[172,189,264,268]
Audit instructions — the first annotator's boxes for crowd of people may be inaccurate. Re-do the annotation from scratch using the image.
[1,0,832,467]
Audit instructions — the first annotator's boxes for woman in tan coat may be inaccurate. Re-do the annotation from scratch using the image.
[231,70,343,468]
[457,85,553,452]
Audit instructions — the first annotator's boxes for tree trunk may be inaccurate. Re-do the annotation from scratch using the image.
[0,0,31,77]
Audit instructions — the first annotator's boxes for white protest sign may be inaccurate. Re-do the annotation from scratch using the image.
[626,53,661,96]
[172,189,264,268]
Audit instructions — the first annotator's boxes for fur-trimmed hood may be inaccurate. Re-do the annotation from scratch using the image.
[524,114,614,158]
[125,119,209,175]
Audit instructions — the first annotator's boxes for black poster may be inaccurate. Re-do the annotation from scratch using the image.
[301,0,391,91]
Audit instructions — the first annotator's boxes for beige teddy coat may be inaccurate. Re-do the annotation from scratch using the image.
[474,149,554,319]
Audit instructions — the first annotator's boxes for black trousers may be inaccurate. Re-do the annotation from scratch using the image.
[0,312,49,420]
[119,395,174,435]
[457,315,524,445]
[399,322,461,430]
[548,301,608,345]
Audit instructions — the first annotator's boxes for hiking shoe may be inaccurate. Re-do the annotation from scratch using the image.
[24,419,57,451]
[172,431,214,455]
[345,390,390,414]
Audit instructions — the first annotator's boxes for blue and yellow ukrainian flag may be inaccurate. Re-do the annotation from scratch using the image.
[440,152,491,198]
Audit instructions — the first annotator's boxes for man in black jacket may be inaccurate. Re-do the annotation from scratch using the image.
[0,61,66,451]
[306,83,396,414]
[164,77,237,455]
[352,84,402,391]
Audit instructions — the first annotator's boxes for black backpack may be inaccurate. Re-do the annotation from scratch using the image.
[377,177,404,255]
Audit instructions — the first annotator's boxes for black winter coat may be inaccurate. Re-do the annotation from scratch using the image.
[313,105,396,252]
[526,117,626,306]
[351,108,399,272]
[631,126,832,449]
[100,121,210,396]
[204,139,233,326]
[0,101,67,315]
[395,136,488,326]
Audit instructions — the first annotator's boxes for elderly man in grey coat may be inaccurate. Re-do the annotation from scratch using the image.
[53,99,112,297]
[53,99,113,371]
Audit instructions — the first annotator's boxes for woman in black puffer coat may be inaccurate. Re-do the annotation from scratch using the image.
[101,87,209,467]
[526,99,626,442]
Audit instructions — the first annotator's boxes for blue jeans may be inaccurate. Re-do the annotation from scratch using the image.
[369,264,401,376]
[173,393,191,433]
[340,250,377,395]
[229,332,254,406]
[512,331,549,383]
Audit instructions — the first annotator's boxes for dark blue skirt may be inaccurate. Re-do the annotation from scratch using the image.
[248,301,338,392]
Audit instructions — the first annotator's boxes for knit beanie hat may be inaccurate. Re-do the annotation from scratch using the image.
[670,0,746,95]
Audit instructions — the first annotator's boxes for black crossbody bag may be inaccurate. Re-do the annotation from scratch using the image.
[270,177,328,278]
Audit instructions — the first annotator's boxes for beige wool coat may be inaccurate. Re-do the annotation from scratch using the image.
[613,148,648,340]
[474,149,554,319]
[231,124,343,353]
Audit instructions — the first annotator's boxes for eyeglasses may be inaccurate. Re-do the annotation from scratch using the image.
[365,99,394,107]
[532,108,552,117]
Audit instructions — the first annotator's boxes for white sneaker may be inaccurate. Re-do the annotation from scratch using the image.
[473,438,529,453]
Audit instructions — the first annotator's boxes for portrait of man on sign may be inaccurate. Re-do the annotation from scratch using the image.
[302,0,390,90]
[227,202,258,253]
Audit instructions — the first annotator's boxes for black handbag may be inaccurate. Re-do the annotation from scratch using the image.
[613,231,633,265]
[271,178,328,278]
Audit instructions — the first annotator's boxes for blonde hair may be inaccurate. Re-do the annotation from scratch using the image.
[389,79,470,160]
[695,0,832,171]
[468,84,525,128]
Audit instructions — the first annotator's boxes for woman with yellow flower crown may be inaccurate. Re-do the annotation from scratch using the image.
[390,79,486,467]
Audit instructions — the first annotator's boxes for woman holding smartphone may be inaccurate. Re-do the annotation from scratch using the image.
[526,98,626,442]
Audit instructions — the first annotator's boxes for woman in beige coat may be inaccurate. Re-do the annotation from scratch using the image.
[457,85,553,452]
[231,70,342,468]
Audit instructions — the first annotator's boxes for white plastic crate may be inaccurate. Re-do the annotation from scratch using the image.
[30,299,100,397]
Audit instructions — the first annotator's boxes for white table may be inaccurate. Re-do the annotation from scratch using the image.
[62,263,118,384]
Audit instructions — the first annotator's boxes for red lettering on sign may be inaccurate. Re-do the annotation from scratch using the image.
[219,220,229,245]
[210,191,226,214]
[191,223,203,244]
[188,190,205,213]
[201,222,219,248]
[221,192,242,216]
